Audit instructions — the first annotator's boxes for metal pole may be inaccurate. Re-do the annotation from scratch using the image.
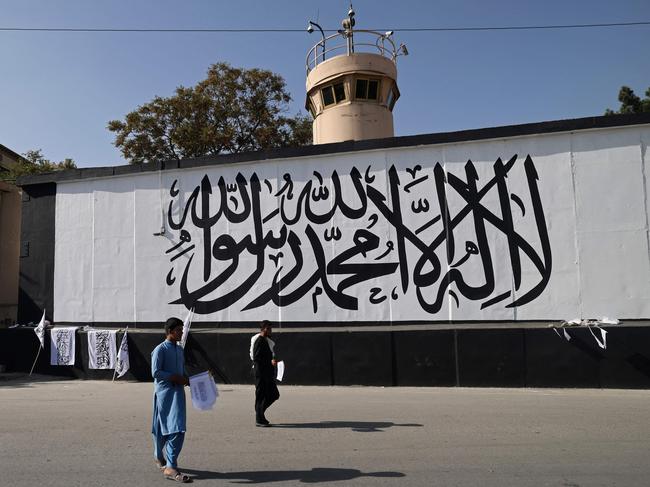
[308,21,326,63]
[347,4,355,54]
[29,346,42,376]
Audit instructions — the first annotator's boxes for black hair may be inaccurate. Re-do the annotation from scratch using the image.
[260,320,272,330]
[164,317,183,335]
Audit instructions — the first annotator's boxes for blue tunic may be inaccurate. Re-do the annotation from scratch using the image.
[151,340,187,436]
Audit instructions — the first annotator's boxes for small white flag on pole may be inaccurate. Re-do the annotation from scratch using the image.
[34,309,46,349]
[181,307,194,349]
[114,329,130,378]
[30,309,47,375]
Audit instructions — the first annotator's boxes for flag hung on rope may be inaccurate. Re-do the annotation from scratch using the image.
[50,327,78,366]
[115,329,130,378]
[34,309,46,349]
[87,330,117,369]
[181,308,194,349]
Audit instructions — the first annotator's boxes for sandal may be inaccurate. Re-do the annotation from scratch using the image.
[155,459,166,471]
[163,468,192,483]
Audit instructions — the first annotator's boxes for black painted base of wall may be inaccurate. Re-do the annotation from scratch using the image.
[2,326,650,388]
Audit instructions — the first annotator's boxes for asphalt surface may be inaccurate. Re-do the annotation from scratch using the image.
[1,374,649,486]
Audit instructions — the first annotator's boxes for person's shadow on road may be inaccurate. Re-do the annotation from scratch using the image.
[181,467,405,483]
[272,420,423,432]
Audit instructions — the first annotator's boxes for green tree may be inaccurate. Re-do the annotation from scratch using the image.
[605,85,650,115]
[108,62,312,164]
[0,149,76,183]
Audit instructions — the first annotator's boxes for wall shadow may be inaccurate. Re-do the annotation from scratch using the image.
[0,373,73,388]
[181,467,405,483]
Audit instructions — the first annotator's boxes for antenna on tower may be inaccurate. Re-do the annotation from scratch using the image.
[339,2,356,54]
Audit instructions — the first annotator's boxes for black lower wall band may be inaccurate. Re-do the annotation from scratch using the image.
[3,326,650,388]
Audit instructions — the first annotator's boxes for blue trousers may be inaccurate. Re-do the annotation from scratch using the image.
[152,427,185,469]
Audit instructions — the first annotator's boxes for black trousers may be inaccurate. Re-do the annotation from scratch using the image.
[254,372,280,420]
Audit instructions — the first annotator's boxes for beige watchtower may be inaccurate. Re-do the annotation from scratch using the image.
[305,6,408,145]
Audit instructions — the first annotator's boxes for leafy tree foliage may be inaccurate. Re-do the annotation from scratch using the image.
[108,62,312,164]
[605,85,650,115]
[0,149,76,183]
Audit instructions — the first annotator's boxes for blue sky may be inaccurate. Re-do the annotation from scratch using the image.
[1,0,649,168]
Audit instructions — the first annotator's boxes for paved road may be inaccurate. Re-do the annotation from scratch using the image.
[1,375,649,486]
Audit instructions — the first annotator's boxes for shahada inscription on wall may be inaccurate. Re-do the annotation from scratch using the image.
[165,154,550,318]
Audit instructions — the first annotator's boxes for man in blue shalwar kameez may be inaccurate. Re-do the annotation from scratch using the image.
[151,317,191,483]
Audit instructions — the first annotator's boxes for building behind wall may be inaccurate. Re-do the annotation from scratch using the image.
[0,144,22,325]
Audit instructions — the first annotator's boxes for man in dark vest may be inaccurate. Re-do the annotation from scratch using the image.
[250,320,280,427]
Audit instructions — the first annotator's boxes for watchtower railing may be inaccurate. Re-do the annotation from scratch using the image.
[306,29,402,73]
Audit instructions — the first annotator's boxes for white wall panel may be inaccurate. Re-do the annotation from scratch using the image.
[572,128,650,319]
[54,184,93,322]
[642,129,650,262]
[500,135,578,320]
[91,180,135,321]
[443,140,516,321]
[386,145,450,322]
[578,229,650,318]
[573,129,647,233]
[133,173,181,323]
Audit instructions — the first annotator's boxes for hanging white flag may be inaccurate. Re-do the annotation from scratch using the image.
[34,309,46,349]
[88,330,117,369]
[588,325,608,350]
[115,330,130,378]
[50,327,78,366]
[180,308,194,348]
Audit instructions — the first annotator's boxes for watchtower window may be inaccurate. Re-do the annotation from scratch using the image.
[333,83,346,103]
[322,86,335,106]
[367,80,378,100]
[386,87,396,111]
[355,78,379,100]
[306,99,316,119]
[321,82,346,107]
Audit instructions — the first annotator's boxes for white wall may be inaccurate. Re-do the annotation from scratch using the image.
[53,124,650,323]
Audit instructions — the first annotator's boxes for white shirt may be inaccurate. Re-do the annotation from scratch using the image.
[249,333,275,361]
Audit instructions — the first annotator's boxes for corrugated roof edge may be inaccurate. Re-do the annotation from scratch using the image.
[16,112,650,187]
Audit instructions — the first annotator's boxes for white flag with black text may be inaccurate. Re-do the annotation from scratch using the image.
[88,330,117,369]
[50,327,78,366]
[34,310,46,349]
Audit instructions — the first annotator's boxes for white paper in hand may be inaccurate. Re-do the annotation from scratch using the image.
[276,361,285,382]
[189,371,218,410]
